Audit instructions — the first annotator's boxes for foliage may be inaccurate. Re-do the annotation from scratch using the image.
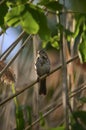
[16,105,32,130]
[71,111,86,130]
[16,106,25,130]
[78,30,86,63]
[1,0,86,61]
[5,3,51,41]
[11,84,32,130]
[11,84,25,130]
[42,35,60,50]
[26,106,32,130]
[73,15,86,63]
[0,1,8,27]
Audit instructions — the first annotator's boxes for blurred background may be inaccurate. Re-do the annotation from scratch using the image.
[0,0,86,130]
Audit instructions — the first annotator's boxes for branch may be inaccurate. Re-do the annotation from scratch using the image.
[0,55,78,106]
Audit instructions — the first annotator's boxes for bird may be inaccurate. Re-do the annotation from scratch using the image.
[35,49,50,95]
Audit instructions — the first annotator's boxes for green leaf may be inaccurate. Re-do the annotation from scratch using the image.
[5,3,50,40]
[38,11,50,41]
[72,122,85,130]
[20,10,39,34]
[26,106,32,126]
[5,5,25,26]
[50,35,60,49]
[78,39,86,63]
[16,106,25,130]
[38,1,63,11]
[11,83,19,107]
[26,4,50,41]
[71,111,86,130]
[73,16,85,39]
[65,29,74,41]
[0,2,8,26]
[74,111,86,124]
[5,4,39,34]
[5,2,51,40]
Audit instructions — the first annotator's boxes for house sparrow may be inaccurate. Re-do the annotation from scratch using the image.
[35,49,50,95]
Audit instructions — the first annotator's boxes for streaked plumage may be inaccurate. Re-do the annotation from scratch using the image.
[35,50,50,95]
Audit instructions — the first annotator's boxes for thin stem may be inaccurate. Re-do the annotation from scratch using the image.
[11,83,19,107]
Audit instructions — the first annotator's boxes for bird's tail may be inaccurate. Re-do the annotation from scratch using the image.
[39,79,46,95]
